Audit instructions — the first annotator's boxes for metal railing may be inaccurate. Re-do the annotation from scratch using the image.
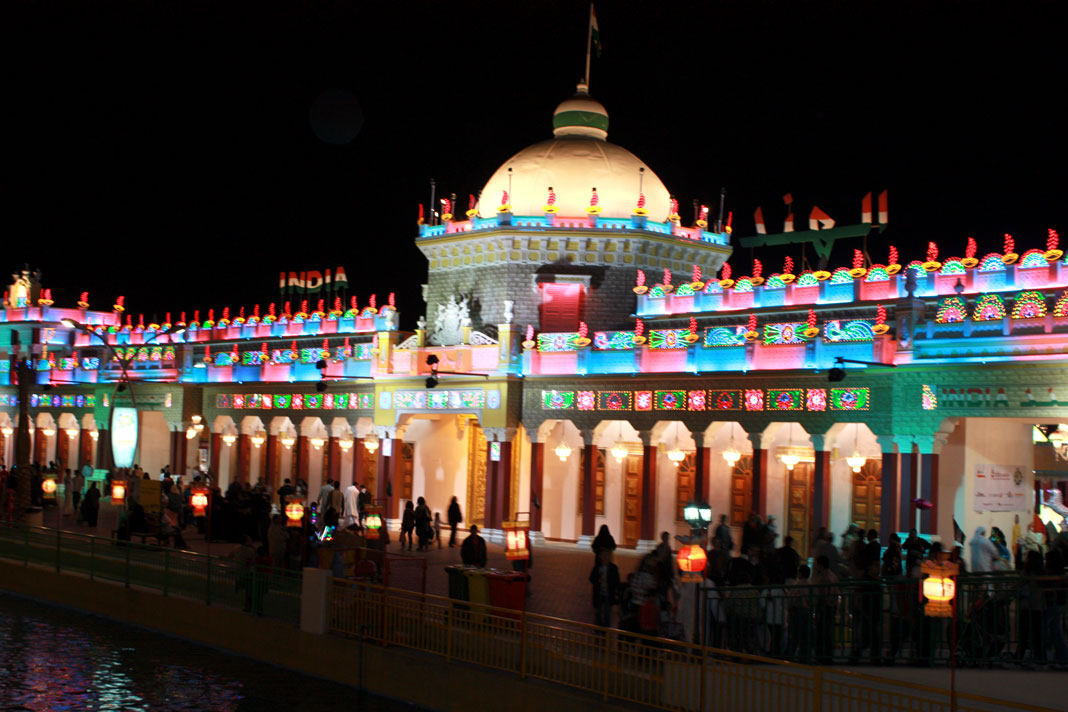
[696,573,1068,668]
[326,577,1049,712]
[0,522,301,623]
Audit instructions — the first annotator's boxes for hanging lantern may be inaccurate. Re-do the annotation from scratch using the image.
[677,545,707,583]
[89,429,99,441]
[111,480,126,505]
[251,431,266,448]
[554,441,572,461]
[42,426,56,438]
[280,432,296,448]
[0,426,12,438]
[364,506,383,540]
[65,427,79,439]
[363,433,380,453]
[192,414,205,432]
[186,426,198,440]
[502,520,530,561]
[667,447,686,465]
[846,452,867,473]
[222,432,237,446]
[338,436,354,452]
[190,486,210,517]
[722,447,742,465]
[779,453,800,471]
[920,559,958,618]
[310,437,325,450]
[610,441,629,463]
[41,478,57,498]
[285,498,305,527]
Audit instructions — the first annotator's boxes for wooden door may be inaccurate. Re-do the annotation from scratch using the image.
[676,452,696,523]
[399,442,414,501]
[578,447,606,516]
[851,460,882,533]
[623,453,642,547]
[786,462,813,558]
[729,455,753,527]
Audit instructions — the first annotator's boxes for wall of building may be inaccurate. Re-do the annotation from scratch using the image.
[409,416,471,519]
[940,417,1035,563]
[136,411,170,476]
[540,421,581,541]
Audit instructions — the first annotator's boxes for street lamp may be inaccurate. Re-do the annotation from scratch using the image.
[683,501,713,532]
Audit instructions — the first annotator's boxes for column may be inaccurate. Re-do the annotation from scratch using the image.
[694,444,711,503]
[237,433,250,483]
[529,440,544,535]
[495,439,513,524]
[384,438,401,519]
[638,431,657,549]
[893,435,915,533]
[580,429,596,542]
[328,437,341,482]
[265,433,278,490]
[913,434,938,536]
[876,435,899,541]
[210,432,221,478]
[296,435,309,484]
[810,434,831,533]
[748,432,769,517]
[354,437,369,488]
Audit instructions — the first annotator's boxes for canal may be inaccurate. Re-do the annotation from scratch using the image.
[0,592,419,711]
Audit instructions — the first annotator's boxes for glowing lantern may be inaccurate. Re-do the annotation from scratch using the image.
[310,437,325,450]
[846,452,867,473]
[88,429,99,441]
[185,426,198,440]
[0,426,12,438]
[554,441,572,461]
[41,478,57,498]
[364,506,383,540]
[363,434,379,453]
[190,486,210,517]
[338,436,354,452]
[920,559,958,618]
[65,427,79,439]
[280,432,296,448]
[610,441,629,463]
[251,431,266,448]
[667,447,686,465]
[222,432,237,446]
[779,453,800,471]
[42,426,56,438]
[502,520,530,561]
[111,481,126,505]
[722,447,742,465]
[677,545,707,582]
[285,498,305,527]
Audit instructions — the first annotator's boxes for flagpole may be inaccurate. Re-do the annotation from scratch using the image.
[585,3,593,86]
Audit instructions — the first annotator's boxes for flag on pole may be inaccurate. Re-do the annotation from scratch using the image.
[754,207,766,235]
[590,5,602,57]
[861,192,872,224]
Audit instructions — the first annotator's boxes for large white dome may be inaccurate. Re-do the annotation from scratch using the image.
[478,84,672,221]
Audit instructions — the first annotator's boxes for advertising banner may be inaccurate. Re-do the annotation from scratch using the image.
[973,463,1029,512]
[110,407,138,468]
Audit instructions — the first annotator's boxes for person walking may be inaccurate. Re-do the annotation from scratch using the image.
[461,525,487,568]
[62,469,74,516]
[433,512,443,549]
[714,514,734,554]
[414,496,432,550]
[400,500,416,551]
[969,526,998,572]
[81,481,101,527]
[811,555,839,664]
[447,496,462,547]
[343,482,360,529]
[592,524,616,558]
[589,549,621,628]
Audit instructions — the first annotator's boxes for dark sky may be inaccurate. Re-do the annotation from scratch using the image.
[8,0,1065,328]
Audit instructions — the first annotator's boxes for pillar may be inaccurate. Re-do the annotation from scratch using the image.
[893,435,915,533]
[210,432,221,478]
[495,439,513,525]
[695,444,711,503]
[529,441,544,533]
[580,429,596,539]
[639,431,657,545]
[265,433,278,490]
[237,433,251,483]
[328,437,341,483]
[386,438,401,518]
[296,435,309,484]
[811,434,831,532]
[748,433,769,517]
[876,435,899,541]
[913,434,938,536]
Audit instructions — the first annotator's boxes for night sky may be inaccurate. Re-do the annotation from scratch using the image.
[8,0,1065,328]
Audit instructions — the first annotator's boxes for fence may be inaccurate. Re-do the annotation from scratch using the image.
[0,522,301,622]
[696,573,1068,668]
[326,577,1049,712]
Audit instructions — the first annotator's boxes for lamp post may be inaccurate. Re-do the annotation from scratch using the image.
[921,554,959,711]
[679,498,713,643]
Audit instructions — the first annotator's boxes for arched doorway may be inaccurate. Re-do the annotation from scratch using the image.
[851,460,882,533]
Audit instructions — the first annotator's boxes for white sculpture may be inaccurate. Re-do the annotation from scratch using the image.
[430,295,470,346]
[503,300,515,324]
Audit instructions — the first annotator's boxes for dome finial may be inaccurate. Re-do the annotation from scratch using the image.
[553,87,609,140]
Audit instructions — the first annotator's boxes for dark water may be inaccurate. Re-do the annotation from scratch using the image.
[0,593,418,712]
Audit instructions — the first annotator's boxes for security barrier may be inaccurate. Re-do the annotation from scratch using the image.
[327,577,1050,712]
[0,522,301,622]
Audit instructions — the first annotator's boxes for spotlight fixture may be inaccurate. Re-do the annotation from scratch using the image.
[827,356,896,382]
[315,358,327,370]
[316,379,327,393]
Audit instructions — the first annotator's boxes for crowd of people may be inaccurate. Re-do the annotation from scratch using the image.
[588,514,1068,669]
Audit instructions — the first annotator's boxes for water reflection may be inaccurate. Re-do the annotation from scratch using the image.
[0,594,410,711]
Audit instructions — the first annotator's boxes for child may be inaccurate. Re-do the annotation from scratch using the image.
[433,512,443,548]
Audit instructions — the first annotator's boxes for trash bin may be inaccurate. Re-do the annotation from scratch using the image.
[485,570,527,617]
[445,565,470,602]
[463,567,490,607]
